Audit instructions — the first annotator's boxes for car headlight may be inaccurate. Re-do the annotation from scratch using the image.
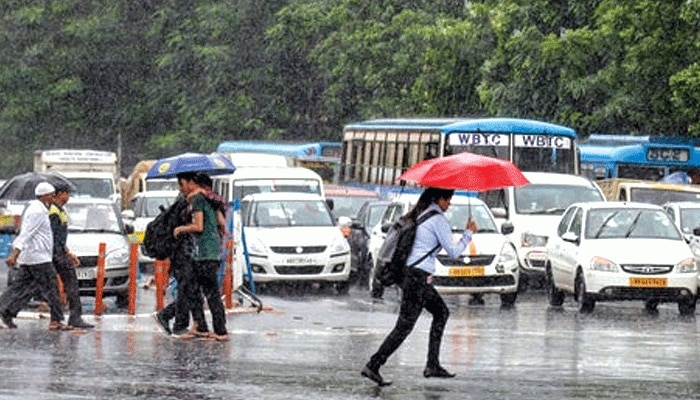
[521,232,547,248]
[589,256,619,272]
[676,257,698,273]
[246,236,268,257]
[330,236,350,256]
[105,248,130,266]
[498,243,518,267]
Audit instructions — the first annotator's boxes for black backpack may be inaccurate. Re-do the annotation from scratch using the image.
[374,210,439,286]
[142,196,188,260]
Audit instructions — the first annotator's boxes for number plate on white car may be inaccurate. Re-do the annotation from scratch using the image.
[629,277,667,287]
[285,257,317,265]
[76,269,94,280]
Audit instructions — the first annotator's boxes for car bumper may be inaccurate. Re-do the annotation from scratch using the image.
[433,258,520,295]
[76,266,130,295]
[517,247,547,276]
[585,271,697,300]
[249,254,351,283]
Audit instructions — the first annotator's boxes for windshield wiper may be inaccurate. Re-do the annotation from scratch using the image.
[594,211,618,238]
[624,211,643,238]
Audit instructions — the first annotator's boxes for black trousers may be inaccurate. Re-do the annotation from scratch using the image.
[54,252,83,325]
[0,262,64,322]
[160,257,207,333]
[194,260,227,336]
[368,267,449,369]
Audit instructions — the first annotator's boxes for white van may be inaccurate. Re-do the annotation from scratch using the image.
[478,172,605,289]
[212,166,325,204]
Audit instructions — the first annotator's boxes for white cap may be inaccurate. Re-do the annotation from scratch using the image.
[34,182,56,196]
[338,216,352,227]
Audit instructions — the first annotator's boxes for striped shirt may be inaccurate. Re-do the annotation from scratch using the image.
[407,203,473,275]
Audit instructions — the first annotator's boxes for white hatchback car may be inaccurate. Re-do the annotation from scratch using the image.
[546,201,698,315]
[369,195,519,306]
[239,192,351,293]
[65,198,134,306]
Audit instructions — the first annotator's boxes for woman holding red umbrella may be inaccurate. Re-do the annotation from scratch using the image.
[361,187,477,386]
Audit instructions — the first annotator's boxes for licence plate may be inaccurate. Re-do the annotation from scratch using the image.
[449,266,485,277]
[76,269,94,280]
[629,277,667,287]
[286,257,316,265]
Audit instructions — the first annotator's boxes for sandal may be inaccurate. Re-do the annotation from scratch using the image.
[48,321,72,331]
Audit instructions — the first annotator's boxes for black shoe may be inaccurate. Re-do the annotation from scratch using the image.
[423,366,456,379]
[1,311,17,329]
[69,320,95,329]
[361,365,392,386]
[152,312,171,335]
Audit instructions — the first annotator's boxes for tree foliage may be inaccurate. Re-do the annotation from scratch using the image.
[0,0,698,176]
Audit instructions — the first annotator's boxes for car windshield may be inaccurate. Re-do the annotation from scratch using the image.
[444,204,498,233]
[329,196,379,219]
[66,203,122,233]
[514,184,603,215]
[630,188,700,205]
[249,200,334,227]
[585,208,681,240]
[679,208,700,234]
[141,196,177,218]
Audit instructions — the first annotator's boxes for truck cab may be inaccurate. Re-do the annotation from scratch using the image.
[33,149,121,205]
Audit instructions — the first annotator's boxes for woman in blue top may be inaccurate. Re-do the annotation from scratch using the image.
[362,187,476,386]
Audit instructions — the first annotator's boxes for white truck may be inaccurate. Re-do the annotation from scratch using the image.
[33,149,121,205]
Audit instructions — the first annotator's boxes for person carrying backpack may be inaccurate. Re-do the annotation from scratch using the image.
[361,187,477,387]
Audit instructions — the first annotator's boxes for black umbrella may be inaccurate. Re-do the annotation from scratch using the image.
[0,172,76,201]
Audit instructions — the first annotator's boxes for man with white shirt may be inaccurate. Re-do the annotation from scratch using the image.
[0,182,66,330]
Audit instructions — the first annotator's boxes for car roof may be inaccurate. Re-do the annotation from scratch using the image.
[241,192,325,202]
[388,194,487,207]
[522,171,598,186]
[324,184,380,198]
[132,190,180,198]
[573,201,664,211]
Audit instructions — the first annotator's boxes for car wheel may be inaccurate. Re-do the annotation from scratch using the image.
[678,296,696,316]
[575,271,595,313]
[115,293,129,309]
[645,299,659,313]
[545,264,564,307]
[500,292,517,308]
[335,281,350,295]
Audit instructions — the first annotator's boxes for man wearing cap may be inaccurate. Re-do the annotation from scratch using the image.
[0,182,66,330]
[49,183,93,329]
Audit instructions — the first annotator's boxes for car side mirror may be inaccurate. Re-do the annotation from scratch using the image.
[381,222,392,233]
[326,199,334,211]
[501,221,514,235]
[351,219,364,230]
[561,231,579,244]
[124,223,134,235]
[694,226,700,236]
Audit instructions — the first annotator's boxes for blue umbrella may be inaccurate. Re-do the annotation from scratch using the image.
[146,152,236,180]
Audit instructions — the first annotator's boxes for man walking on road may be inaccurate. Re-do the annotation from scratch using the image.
[0,182,67,330]
[49,183,93,329]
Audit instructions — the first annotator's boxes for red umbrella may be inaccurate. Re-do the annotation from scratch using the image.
[398,152,529,191]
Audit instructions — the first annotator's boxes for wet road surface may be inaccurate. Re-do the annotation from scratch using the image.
[0,281,700,399]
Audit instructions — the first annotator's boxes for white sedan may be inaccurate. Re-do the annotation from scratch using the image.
[546,201,698,315]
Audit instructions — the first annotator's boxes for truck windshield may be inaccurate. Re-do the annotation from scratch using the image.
[69,178,114,199]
